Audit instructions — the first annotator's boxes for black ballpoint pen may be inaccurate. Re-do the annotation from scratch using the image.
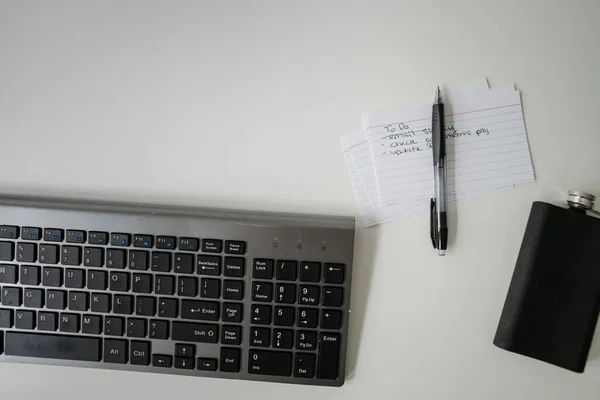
[430,86,448,256]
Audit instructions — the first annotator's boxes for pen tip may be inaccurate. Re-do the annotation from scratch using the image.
[435,86,442,103]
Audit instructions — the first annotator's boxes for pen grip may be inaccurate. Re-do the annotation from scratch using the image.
[432,103,445,162]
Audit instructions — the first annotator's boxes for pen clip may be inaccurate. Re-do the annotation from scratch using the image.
[430,198,437,249]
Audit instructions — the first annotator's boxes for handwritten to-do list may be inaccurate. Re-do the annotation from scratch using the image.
[341,79,534,226]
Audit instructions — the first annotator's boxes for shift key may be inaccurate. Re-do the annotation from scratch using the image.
[317,333,341,380]
[172,321,219,343]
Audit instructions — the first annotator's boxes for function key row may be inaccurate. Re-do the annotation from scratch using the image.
[253,259,345,284]
[0,226,246,254]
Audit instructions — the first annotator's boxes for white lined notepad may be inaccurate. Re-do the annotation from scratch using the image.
[341,79,534,226]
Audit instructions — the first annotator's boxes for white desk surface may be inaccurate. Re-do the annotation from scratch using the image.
[1,1,600,399]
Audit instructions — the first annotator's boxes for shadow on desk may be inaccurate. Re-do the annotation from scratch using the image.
[344,225,380,380]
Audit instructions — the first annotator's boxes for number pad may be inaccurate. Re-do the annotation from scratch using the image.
[274,306,294,327]
[298,308,318,328]
[272,329,293,349]
[275,283,295,304]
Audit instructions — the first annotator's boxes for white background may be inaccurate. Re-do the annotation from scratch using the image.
[1,1,600,399]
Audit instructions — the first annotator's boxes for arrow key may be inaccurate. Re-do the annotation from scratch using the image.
[152,354,172,368]
[175,343,196,358]
[175,357,195,370]
[197,357,218,371]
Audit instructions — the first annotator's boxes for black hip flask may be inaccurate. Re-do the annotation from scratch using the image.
[494,191,600,372]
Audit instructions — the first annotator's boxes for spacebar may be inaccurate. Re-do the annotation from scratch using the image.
[4,331,101,362]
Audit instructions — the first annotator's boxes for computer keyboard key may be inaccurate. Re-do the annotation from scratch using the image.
[65,269,85,288]
[111,233,131,247]
[0,264,17,283]
[20,265,40,285]
[136,296,155,316]
[179,237,199,252]
[46,290,66,309]
[66,291,87,311]
[274,306,295,327]
[105,316,124,336]
[248,350,292,376]
[273,329,293,349]
[252,282,272,302]
[81,314,102,334]
[202,239,222,253]
[197,255,221,276]
[221,325,242,345]
[294,353,315,378]
[90,293,111,313]
[21,227,41,241]
[322,287,343,307]
[0,225,19,239]
[153,354,172,367]
[61,246,82,266]
[225,241,246,255]
[15,310,36,330]
[222,302,243,323]
[158,298,178,318]
[220,347,241,373]
[5,331,101,361]
[275,284,296,304]
[251,304,271,325]
[174,253,194,274]
[197,358,218,371]
[250,327,270,347]
[317,333,341,380]
[42,267,62,287]
[114,294,133,314]
[299,285,319,305]
[156,236,176,250]
[16,242,37,263]
[321,310,343,330]
[0,308,13,327]
[66,230,86,243]
[323,263,345,284]
[38,312,58,331]
[130,341,151,365]
[88,231,108,245]
[152,252,172,272]
[149,319,170,340]
[299,262,321,283]
[133,234,154,249]
[1,287,21,306]
[175,357,195,370]
[109,272,130,292]
[172,321,218,343]
[223,280,243,300]
[298,308,318,328]
[178,276,198,297]
[104,339,128,364]
[181,300,219,321]
[88,270,108,290]
[276,261,297,281]
[253,259,274,279]
[224,257,244,277]
[296,331,317,351]
[175,343,196,358]
[24,288,44,308]
[132,273,152,294]
[201,278,220,299]
[59,313,79,333]
[44,229,64,242]
[39,244,58,264]
[129,250,149,271]
[84,247,104,267]
[0,241,14,261]
[127,318,147,338]
[107,249,126,269]
[155,275,175,295]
